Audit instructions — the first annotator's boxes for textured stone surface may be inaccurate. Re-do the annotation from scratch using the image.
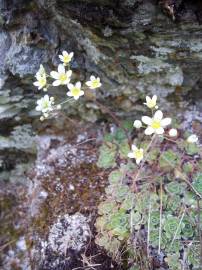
[0,0,201,109]
[0,1,202,269]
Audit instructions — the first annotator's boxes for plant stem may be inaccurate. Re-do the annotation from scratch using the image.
[158,180,163,254]
[197,199,202,266]
[169,209,185,251]
[132,134,156,191]
[95,100,131,144]
[161,155,202,199]
[147,199,152,257]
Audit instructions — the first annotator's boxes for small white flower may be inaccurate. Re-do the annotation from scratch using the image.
[133,120,142,129]
[50,64,72,86]
[56,104,62,110]
[36,95,54,113]
[85,75,102,89]
[59,51,74,66]
[144,95,157,109]
[67,82,84,100]
[128,145,144,164]
[169,128,178,137]
[33,65,47,90]
[142,110,171,135]
[187,134,198,143]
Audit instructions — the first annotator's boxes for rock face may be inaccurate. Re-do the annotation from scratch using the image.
[0,0,201,116]
[0,0,201,180]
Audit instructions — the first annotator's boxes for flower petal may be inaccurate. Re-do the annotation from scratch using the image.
[63,51,68,56]
[156,127,164,135]
[67,83,73,90]
[58,64,65,74]
[66,70,72,77]
[161,118,172,127]
[154,110,163,121]
[142,116,152,125]
[52,80,61,86]
[146,96,151,103]
[76,81,81,88]
[90,75,95,81]
[131,145,137,151]
[128,152,135,159]
[67,91,72,97]
[50,71,59,79]
[33,81,40,87]
[152,95,157,102]
[136,159,141,165]
[145,127,154,135]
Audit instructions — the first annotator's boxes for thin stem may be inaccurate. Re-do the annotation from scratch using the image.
[132,134,156,191]
[169,209,185,251]
[159,135,177,144]
[57,97,75,106]
[197,199,202,266]
[95,100,131,144]
[158,180,163,254]
[147,199,152,257]
[161,154,202,199]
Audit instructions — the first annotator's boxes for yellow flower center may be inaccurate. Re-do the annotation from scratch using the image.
[92,80,99,88]
[71,87,80,96]
[147,101,155,108]
[63,55,70,63]
[43,101,50,109]
[59,73,67,82]
[39,77,46,87]
[151,120,161,129]
[134,149,143,160]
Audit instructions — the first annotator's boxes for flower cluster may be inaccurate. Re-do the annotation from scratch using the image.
[128,95,199,165]
[33,51,101,120]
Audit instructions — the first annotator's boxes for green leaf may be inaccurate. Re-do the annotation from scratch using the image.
[119,139,130,159]
[165,182,186,195]
[97,143,117,168]
[159,150,180,171]
[165,253,181,270]
[115,185,130,202]
[114,128,127,143]
[121,193,135,210]
[98,201,117,215]
[150,211,160,227]
[164,216,184,239]
[185,142,199,155]
[193,173,202,195]
[182,218,194,238]
[108,169,123,184]
[182,162,194,174]
[187,245,200,268]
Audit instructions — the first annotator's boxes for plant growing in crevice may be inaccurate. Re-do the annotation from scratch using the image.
[33,51,102,121]
[95,95,201,270]
[33,55,201,269]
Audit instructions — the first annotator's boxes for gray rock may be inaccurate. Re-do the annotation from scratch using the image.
[47,213,90,254]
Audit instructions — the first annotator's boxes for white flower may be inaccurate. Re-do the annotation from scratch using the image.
[127,145,144,164]
[144,95,157,109]
[187,134,198,143]
[133,120,142,129]
[36,95,54,113]
[142,110,171,135]
[85,75,101,89]
[169,128,178,137]
[67,82,84,100]
[33,65,47,90]
[59,51,74,66]
[50,64,72,86]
